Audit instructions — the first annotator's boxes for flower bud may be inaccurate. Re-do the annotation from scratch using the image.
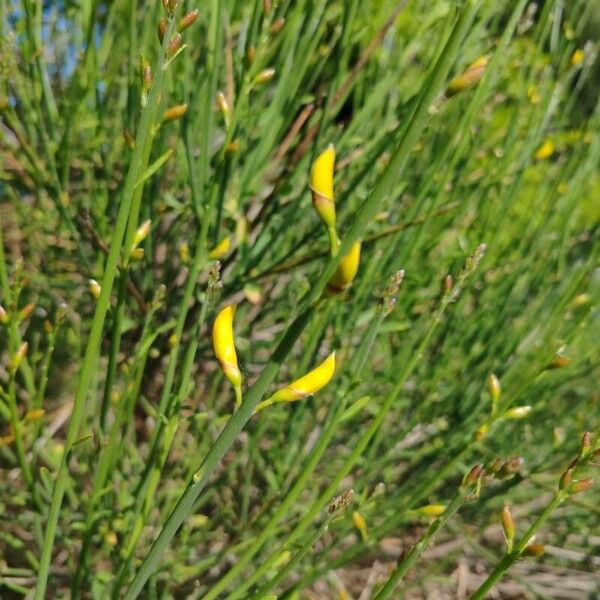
[179,242,190,264]
[247,46,256,66]
[89,279,101,299]
[473,423,488,441]
[559,468,573,490]
[571,49,584,67]
[157,18,167,43]
[523,543,545,557]
[416,504,446,518]
[209,237,230,260]
[270,18,285,34]
[568,478,594,495]
[579,432,592,459]
[504,406,532,420]
[216,91,230,126]
[549,355,570,369]
[534,139,554,161]
[500,506,515,551]
[129,247,145,261]
[19,303,35,321]
[167,33,183,59]
[263,0,272,15]
[463,463,484,487]
[487,373,501,403]
[163,104,187,123]
[123,128,135,150]
[213,305,242,389]
[270,352,336,403]
[9,342,28,371]
[446,56,489,97]
[352,511,368,540]
[0,305,8,324]
[327,242,361,293]
[310,145,336,228]
[253,68,276,85]
[179,9,199,30]
[133,219,151,247]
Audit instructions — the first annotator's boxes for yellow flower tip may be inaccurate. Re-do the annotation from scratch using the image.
[327,241,362,293]
[446,55,489,97]
[416,504,446,518]
[272,351,336,402]
[310,145,336,227]
[213,305,242,388]
[352,511,368,539]
[209,237,231,260]
[571,49,584,68]
[534,139,554,161]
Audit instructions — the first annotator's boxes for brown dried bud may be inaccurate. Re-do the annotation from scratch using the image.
[463,463,484,487]
[442,274,453,294]
[549,355,570,369]
[263,0,272,15]
[167,33,183,58]
[179,9,199,30]
[270,18,285,34]
[568,478,594,495]
[163,104,188,122]
[123,128,135,150]
[158,18,168,43]
[328,489,354,514]
[579,432,592,459]
[559,468,573,490]
[162,0,177,17]
[522,543,545,557]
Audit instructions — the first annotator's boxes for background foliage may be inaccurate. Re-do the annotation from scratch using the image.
[1,0,599,598]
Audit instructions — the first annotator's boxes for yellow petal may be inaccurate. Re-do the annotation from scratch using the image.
[209,237,231,260]
[534,139,554,160]
[327,242,361,293]
[213,305,242,387]
[272,351,336,402]
[310,145,335,202]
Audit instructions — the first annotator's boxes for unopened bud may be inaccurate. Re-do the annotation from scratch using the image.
[216,91,230,126]
[352,511,368,540]
[270,18,285,34]
[247,46,256,66]
[463,463,484,487]
[157,18,167,43]
[579,432,592,459]
[500,506,515,551]
[487,373,501,403]
[253,68,276,85]
[504,406,532,420]
[416,504,446,518]
[473,423,488,441]
[140,58,152,92]
[9,342,28,372]
[497,457,524,479]
[263,0,272,15]
[168,333,178,349]
[130,247,145,261]
[209,237,230,260]
[225,139,240,154]
[446,56,489,97]
[0,305,7,324]
[167,33,183,58]
[179,9,199,30]
[162,0,177,17]
[571,49,584,67]
[559,468,573,490]
[485,458,505,475]
[442,274,453,294]
[133,220,151,246]
[523,543,545,557]
[568,478,594,495]
[549,355,570,369]
[89,279,101,299]
[273,550,291,568]
[179,242,190,264]
[163,103,187,122]
[123,128,135,150]
[19,303,35,321]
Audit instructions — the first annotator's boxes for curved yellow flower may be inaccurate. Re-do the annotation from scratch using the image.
[310,145,336,228]
[534,139,554,161]
[212,305,242,390]
[327,241,361,293]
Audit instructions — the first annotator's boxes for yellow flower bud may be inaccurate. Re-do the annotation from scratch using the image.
[310,145,336,228]
[163,104,188,123]
[446,56,489,97]
[212,305,242,389]
[500,505,515,551]
[327,242,361,293]
[352,511,368,540]
[504,406,532,419]
[534,139,554,161]
[89,279,101,299]
[179,242,190,264]
[0,305,8,324]
[571,49,584,67]
[271,352,336,403]
[209,237,230,260]
[133,219,151,246]
[416,504,446,518]
[487,373,501,403]
[253,68,276,85]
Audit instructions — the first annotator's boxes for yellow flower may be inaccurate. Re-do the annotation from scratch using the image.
[534,139,554,160]
[310,145,336,228]
[209,237,230,260]
[212,305,242,389]
[446,56,489,97]
[571,49,584,67]
[352,511,368,540]
[416,504,446,518]
[256,352,336,412]
[327,242,361,293]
